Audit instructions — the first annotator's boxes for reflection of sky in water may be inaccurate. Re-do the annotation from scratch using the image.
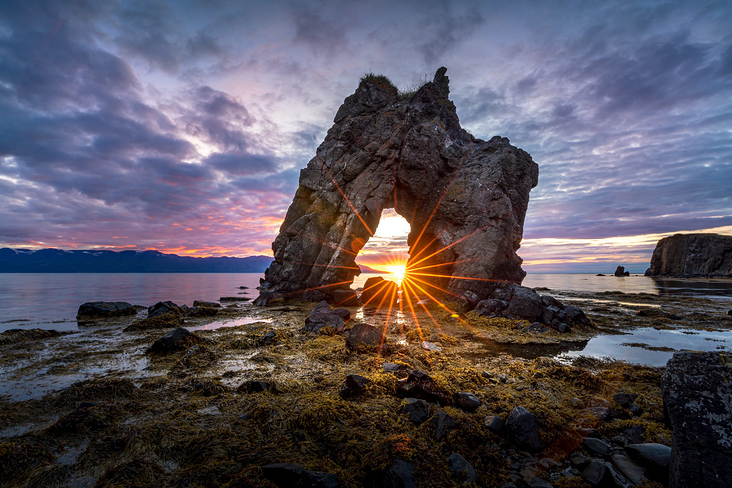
[560,327,731,367]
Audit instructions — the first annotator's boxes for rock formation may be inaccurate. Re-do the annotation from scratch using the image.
[645,233,732,277]
[257,68,538,303]
[662,351,732,488]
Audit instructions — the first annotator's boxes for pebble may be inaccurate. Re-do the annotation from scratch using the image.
[421,341,442,352]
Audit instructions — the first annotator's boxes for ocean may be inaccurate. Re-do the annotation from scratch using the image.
[2,272,731,333]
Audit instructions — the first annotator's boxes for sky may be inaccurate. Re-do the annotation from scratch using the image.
[0,0,730,273]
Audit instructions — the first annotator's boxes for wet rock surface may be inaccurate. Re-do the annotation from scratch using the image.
[258,68,538,303]
[77,301,137,322]
[662,351,732,487]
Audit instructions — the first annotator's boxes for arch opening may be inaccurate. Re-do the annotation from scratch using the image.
[355,209,411,286]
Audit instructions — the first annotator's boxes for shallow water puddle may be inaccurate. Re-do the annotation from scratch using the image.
[186,316,272,331]
[558,327,731,366]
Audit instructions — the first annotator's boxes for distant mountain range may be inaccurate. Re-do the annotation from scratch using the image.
[0,248,273,273]
[0,248,389,274]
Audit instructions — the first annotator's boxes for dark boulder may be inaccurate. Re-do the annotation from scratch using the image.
[582,437,610,456]
[612,392,638,408]
[396,370,448,405]
[484,415,504,435]
[581,461,614,486]
[148,301,183,318]
[259,330,277,346]
[624,444,670,483]
[360,277,398,309]
[342,374,370,398]
[431,410,457,440]
[382,459,416,488]
[473,299,508,317]
[303,312,346,333]
[447,453,477,485]
[331,308,351,321]
[661,351,732,488]
[506,286,543,322]
[401,398,431,424]
[345,323,385,352]
[505,406,542,451]
[455,392,481,412]
[77,302,137,322]
[261,463,339,488]
[146,327,202,354]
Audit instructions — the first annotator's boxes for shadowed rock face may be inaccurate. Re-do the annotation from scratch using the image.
[259,67,539,302]
[646,233,732,277]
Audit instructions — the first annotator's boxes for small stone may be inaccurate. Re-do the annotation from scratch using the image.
[610,454,648,486]
[624,443,670,478]
[569,452,590,468]
[456,392,481,412]
[345,323,384,351]
[383,459,416,488]
[401,398,431,424]
[343,374,370,397]
[447,453,477,484]
[484,415,504,435]
[421,341,442,352]
[505,406,542,451]
[581,461,612,486]
[536,458,557,470]
[259,330,277,345]
[432,410,457,440]
[612,392,638,407]
[629,404,641,416]
[382,362,407,373]
[582,437,610,456]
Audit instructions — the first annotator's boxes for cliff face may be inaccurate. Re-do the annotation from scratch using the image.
[258,68,539,302]
[645,234,732,277]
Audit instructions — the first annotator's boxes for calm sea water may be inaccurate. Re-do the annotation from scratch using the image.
[1,273,730,367]
[2,273,730,333]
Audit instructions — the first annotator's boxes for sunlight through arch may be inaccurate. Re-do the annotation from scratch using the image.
[355,209,410,286]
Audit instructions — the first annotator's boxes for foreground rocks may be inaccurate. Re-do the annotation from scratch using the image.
[77,301,137,323]
[662,351,732,487]
[258,67,538,303]
[646,233,732,277]
[472,283,593,332]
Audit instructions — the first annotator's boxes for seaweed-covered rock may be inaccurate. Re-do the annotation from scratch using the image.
[146,327,202,354]
[401,398,431,424]
[505,406,542,451]
[382,459,416,488]
[262,463,339,488]
[360,277,398,309]
[343,374,370,397]
[396,370,448,405]
[447,453,477,485]
[0,328,63,346]
[148,301,183,318]
[432,410,457,440]
[192,300,220,308]
[661,351,732,488]
[303,312,346,333]
[77,301,137,322]
[345,323,384,352]
[455,392,481,412]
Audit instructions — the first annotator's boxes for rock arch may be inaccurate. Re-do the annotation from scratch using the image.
[257,68,539,303]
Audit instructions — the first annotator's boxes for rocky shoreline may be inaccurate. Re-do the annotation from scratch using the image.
[1,287,731,487]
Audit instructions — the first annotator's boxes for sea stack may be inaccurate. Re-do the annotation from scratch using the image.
[645,233,732,277]
[257,67,539,303]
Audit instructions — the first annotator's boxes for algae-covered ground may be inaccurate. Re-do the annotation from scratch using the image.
[1,289,730,487]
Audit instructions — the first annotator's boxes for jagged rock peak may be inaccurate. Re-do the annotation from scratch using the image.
[257,67,539,303]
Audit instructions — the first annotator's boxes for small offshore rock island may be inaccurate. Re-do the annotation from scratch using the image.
[259,67,538,303]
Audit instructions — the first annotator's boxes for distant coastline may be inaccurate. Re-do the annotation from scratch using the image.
[0,248,272,273]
